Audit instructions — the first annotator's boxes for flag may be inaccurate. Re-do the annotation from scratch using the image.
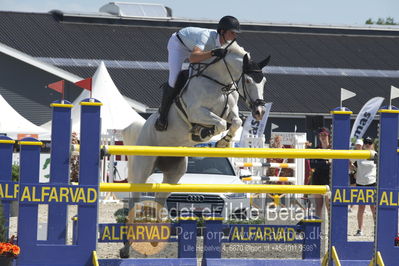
[350,97,384,141]
[239,102,272,147]
[271,123,279,131]
[390,85,399,101]
[47,80,64,94]
[75,77,92,91]
[341,88,356,101]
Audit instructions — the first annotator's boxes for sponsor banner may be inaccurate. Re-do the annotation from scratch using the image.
[0,181,19,200]
[378,189,399,208]
[18,184,97,204]
[333,187,399,207]
[350,97,384,141]
[228,224,302,243]
[98,223,172,242]
[239,102,272,147]
[332,187,375,205]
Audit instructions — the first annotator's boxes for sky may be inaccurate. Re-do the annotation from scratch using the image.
[0,0,398,26]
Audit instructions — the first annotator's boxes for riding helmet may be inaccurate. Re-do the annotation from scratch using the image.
[217,16,240,33]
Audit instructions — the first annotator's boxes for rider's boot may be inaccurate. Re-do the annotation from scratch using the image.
[155,83,176,131]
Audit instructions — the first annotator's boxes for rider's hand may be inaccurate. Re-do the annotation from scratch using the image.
[211,48,227,58]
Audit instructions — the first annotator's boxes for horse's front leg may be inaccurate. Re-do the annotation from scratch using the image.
[216,109,242,148]
[188,107,227,141]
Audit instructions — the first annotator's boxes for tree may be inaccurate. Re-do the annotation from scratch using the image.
[365,17,398,25]
[365,19,373,24]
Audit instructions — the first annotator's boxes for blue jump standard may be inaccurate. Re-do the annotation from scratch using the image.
[1,100,398,265]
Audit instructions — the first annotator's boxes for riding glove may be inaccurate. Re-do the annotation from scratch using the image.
[211,48,227,58]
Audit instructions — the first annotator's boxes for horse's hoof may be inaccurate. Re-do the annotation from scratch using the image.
[200,127,214,139]
[216,140,229,148]
[119,246,130,258]
[154,118,168,131]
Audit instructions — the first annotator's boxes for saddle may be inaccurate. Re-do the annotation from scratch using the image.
[173,69,230,142]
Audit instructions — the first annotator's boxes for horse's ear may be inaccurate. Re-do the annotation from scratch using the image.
[258,55,271,69]
[243,54,250,67]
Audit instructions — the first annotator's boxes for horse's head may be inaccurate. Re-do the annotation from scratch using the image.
[203,41,269,121]
[240,53,269,121]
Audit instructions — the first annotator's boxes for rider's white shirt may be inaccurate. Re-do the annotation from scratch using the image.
[167,27,221,87]
[178,27,221,51]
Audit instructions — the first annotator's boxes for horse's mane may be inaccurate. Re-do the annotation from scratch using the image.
[223,41,248,57]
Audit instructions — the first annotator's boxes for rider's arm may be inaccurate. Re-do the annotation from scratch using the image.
[189,46,213,63]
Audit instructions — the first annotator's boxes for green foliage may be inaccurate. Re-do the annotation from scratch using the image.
[11,164,19,182]
[366,18,374,24]
[114,208,129,223]
[365,17,398,25]
[385,17,397,25]
[0,202,8,242]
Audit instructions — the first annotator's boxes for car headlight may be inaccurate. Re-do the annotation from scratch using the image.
[224,193,246,199]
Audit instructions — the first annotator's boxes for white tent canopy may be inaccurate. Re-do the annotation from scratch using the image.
[42,61,145,135]
[0,93,48,139]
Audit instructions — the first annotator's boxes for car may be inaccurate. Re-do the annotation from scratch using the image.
[142,157,251,220]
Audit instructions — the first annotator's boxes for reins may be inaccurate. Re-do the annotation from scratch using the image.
[176,39,261,125]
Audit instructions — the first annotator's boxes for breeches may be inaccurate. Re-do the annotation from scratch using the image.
[167,33,190,87]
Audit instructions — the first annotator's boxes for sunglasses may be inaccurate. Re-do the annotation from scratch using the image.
[364,142,373,145]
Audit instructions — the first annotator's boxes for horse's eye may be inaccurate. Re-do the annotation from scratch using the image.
[246,78,251,83]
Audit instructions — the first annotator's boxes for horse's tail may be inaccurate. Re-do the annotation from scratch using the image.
[122,119,145,145]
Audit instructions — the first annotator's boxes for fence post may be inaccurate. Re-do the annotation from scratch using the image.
[177,216,197,258]
[301,219,321,259]
[75,98,102,265]
[202,216,223,264]
[17,137,42,265]
[329,107,375,262]
[374,107,399,265]
[47,100,73,243]
[0,136,16,237]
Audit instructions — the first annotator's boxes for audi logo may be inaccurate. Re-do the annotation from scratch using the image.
[186,195,205,202]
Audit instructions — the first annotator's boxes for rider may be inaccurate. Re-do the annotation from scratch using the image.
[154,15,241,131]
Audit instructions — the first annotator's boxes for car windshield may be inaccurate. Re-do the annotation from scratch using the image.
[155,157,235,175]
[187,157,235,175]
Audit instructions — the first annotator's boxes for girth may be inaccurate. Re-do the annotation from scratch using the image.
[175,96,189,121]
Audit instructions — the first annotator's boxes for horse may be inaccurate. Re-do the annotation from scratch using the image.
[122,41,269,207]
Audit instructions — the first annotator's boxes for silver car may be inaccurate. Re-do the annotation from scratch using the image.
[143,157,250,219]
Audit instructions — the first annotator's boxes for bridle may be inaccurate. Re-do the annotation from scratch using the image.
[174,41,266,141]
[188,42,265,118]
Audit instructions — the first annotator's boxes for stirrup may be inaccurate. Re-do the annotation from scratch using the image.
[154,118,168,131]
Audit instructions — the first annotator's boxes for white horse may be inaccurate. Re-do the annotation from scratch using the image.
[123,41,269,206]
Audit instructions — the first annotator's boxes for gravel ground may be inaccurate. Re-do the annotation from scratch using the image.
[9,201,375,263]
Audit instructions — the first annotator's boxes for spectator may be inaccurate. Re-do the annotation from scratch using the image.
[348,139,363,212]
[70,132,80,183]
[310,127,331,218]
[351,136,377,236]
[267,135,294,178]
[271,135,284,148]
[267,135,289,207]
[304,141,313,185]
